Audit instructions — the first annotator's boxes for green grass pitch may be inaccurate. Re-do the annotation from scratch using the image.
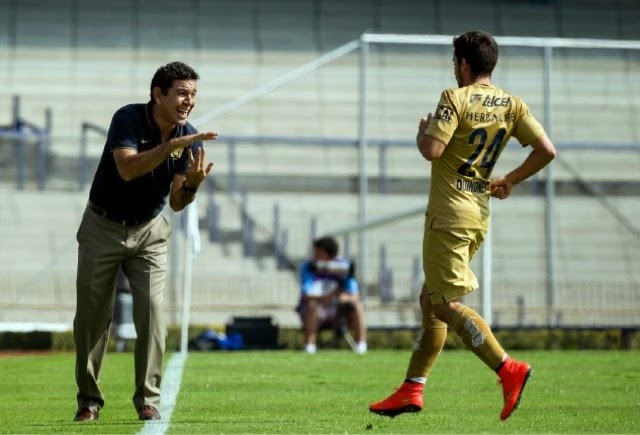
[0,349,638,434]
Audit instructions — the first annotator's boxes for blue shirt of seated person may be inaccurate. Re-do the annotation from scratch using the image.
[296,236,368,354]
[296,236,360,320]
[299,258,359,301]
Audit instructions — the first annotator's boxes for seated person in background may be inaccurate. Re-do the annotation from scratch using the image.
[296,236,367,354]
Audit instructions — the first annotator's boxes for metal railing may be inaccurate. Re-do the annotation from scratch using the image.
[0,95,52,190]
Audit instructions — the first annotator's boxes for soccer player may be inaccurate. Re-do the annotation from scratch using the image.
[369,31,556,421]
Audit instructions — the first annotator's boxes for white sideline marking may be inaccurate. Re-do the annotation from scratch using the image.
[138,352,187,435]
[0,322,72,332]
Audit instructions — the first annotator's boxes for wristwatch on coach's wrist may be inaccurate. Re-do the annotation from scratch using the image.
[181,180,198,194]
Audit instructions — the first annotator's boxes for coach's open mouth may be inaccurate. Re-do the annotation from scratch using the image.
[177,107,190,119]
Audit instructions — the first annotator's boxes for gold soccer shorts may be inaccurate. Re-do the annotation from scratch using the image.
[423,217,486,305]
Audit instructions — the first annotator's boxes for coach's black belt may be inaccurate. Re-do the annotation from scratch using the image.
[87,201,148,226]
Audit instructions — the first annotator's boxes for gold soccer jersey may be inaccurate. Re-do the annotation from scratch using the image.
[424,83,546,229]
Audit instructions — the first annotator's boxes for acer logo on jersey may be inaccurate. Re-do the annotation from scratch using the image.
[482,96,511,107]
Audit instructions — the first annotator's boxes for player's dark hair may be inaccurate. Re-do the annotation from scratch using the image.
[453,31,499,78]
[313,236,339,258]
[150,61,199,101]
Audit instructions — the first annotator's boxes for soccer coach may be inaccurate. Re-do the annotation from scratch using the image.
[72,61,217,422]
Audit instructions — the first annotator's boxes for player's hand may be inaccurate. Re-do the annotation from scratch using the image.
[489,177,514,200]
[419,113,432,131]
[338,292,354,303]
[416,114,433,143]
[184,146,214,189]
[417,113,433,136]
[319,290,339,304]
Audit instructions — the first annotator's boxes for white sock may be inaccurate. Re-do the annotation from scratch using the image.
[355,341,367,354]
[408,377,426,384]
[304,343,317,354]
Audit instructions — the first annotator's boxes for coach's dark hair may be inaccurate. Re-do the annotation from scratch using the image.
[150,61,199,101]
[313,236,339,258]
[453,31,499,78]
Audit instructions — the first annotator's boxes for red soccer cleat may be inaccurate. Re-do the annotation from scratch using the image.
[369,381,424,418]
[497,358,532,421]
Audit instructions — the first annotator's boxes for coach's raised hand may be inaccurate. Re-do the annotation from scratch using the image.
[184,146,214,189]
[167,131,218,154]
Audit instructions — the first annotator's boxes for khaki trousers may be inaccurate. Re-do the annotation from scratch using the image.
[74,206,171,411]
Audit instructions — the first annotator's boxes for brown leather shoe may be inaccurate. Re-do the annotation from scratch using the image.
[138,405,161,421]
[73,408,99,421]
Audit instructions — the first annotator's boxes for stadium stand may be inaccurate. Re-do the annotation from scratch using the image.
[1,0,639,143]
[1,186,638,328]
[498,1,559,37]
[557,0,620,39]
[1,0,639,331]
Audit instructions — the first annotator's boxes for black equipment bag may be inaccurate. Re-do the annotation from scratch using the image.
[225,316,280,350]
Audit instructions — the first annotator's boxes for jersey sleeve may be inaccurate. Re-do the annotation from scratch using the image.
[512,99,546,146]
[106,107,139,153]
[300,262,317,296]
[343,277,359,295]
[424,89,461,145]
